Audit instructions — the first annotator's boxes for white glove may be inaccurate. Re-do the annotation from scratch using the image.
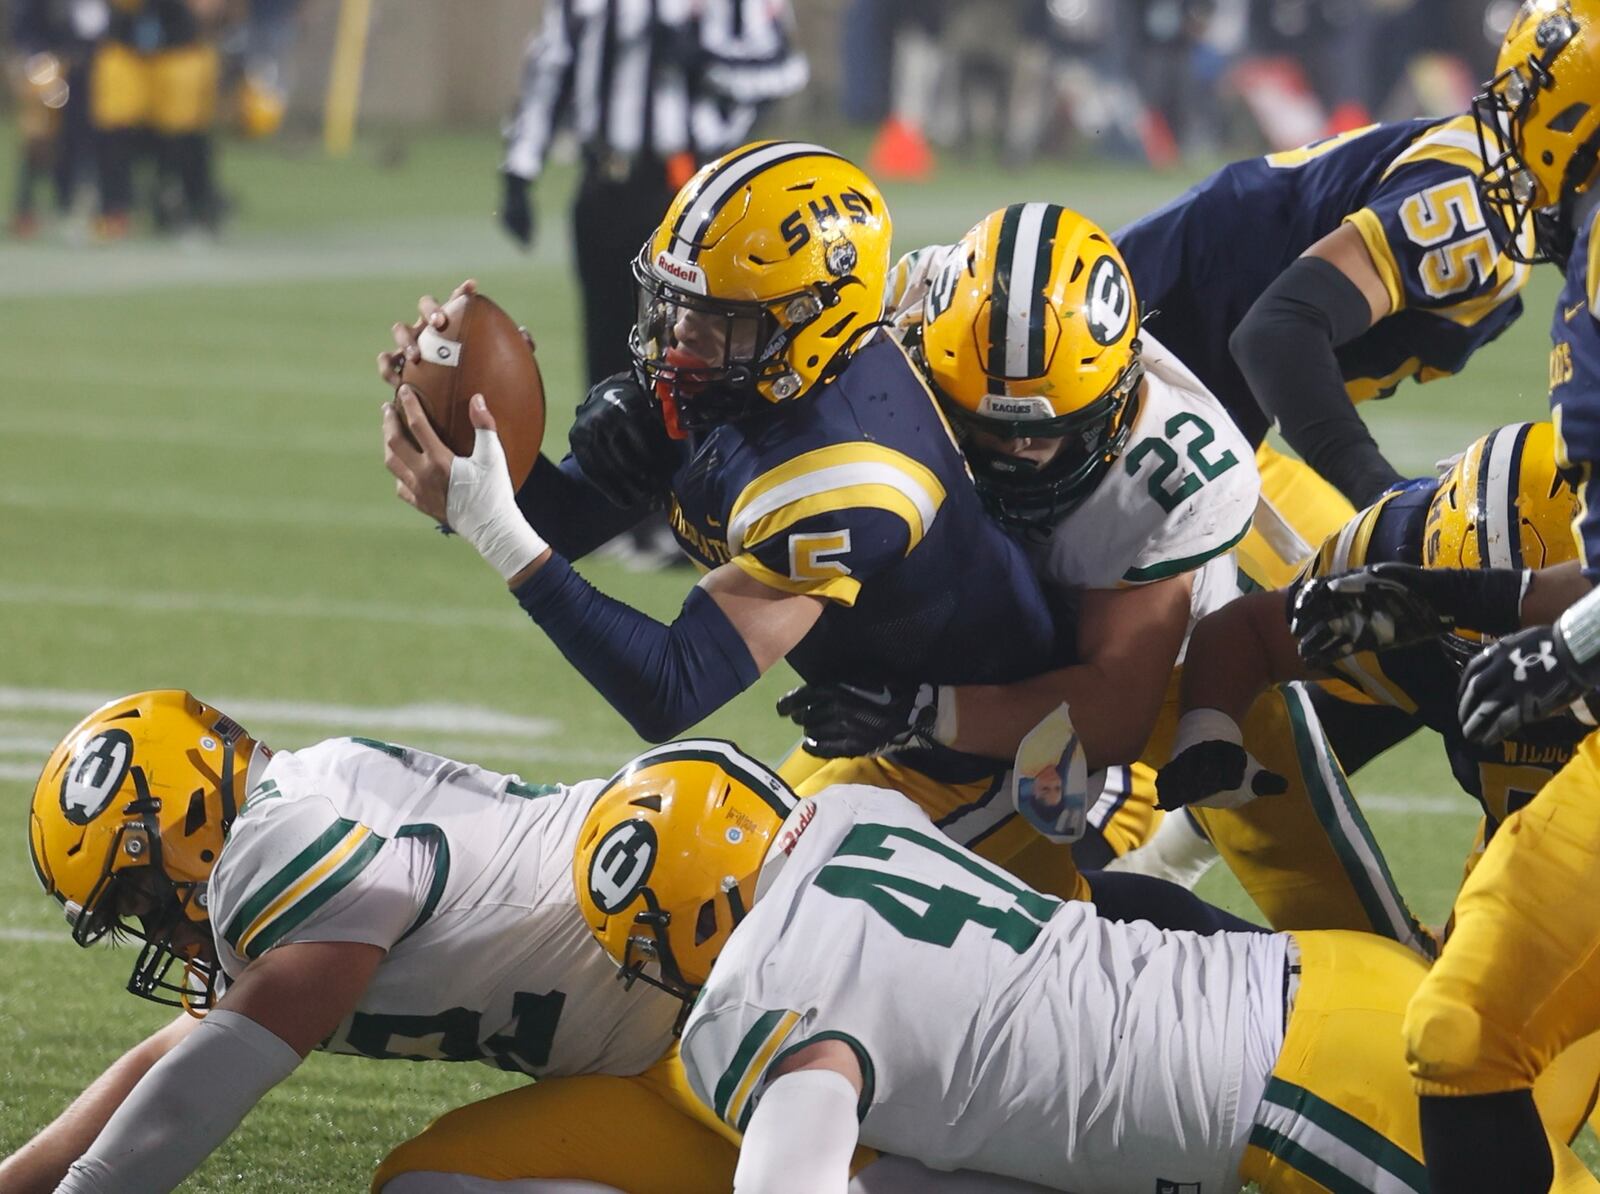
[447,424,549,581]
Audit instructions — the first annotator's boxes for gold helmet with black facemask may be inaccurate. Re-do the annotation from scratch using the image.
[917,202,1143,531]
[573,739,798,1012]
[1475,0,1600,262]
[29,690,267,1011]
[631,141,892,437]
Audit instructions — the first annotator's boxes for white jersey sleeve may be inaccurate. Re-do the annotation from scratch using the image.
[208,737,681,1078]
[883,242,960,335]
[1035,332,1259,593]
[682,784,1286,1193]
[210,781,429,970]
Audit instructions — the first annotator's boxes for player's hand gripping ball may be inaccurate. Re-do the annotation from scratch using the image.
[394,291,547,490]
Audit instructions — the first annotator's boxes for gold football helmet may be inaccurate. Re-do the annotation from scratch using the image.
[917,203,1142,529]
[29,690,268,1010]
[1423,421,1579,572]
[574,739,798,1005]
[1475,0,1600,261]
[632,141,892,436]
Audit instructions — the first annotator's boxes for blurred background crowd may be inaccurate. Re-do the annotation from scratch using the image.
[0,0,1531,244]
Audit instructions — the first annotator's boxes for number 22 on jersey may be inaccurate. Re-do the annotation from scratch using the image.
[814,822,1060,953]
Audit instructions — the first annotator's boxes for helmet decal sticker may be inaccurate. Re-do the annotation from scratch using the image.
[588,819,658,914]
[60,729,134,825]
[1085,255,1133,346]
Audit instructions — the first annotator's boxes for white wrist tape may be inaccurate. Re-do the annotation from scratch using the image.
[447,426,549,581]
[1557,582,1600,668]
[1171,707,1244,758]
[58,1009,301,1194]
[735,1069,860,1194]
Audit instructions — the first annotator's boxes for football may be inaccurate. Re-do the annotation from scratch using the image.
[396,291,546,489]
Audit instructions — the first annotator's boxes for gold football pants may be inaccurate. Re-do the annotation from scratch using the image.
[371,1045,878,1192]
[90,42,218,134]
[1237,442,1359,589]
[371,1047,738,1193]
[1241,930,1598,1191]
[1406,729,1600,1099]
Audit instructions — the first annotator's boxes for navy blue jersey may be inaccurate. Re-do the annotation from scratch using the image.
[1117,118,1533,445]
[1300,474,1584,823]
[665,335,1064,695]
[1549,203,1600,581]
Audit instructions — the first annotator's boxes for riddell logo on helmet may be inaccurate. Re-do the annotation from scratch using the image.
[654,251,707,295]
[775,799,817,856]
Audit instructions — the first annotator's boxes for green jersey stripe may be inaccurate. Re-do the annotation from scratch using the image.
[222,817,359,950]
[1283,686,1430,955]
[396,823,451,943]
[714,1009,785,1123]
[1261,1078,1428,1189]
[1121,520,1250,583]
[769,1030,877,1125]
[242,829,386,959]
[1248,1124,1373,1194]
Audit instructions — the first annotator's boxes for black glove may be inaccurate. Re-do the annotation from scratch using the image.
[500,171,534,248]
[1156,740,1288,811]
[569,372,678,508]
[1289,563,1457,671]
[776,681,938,759]
[1457,625,1588,745]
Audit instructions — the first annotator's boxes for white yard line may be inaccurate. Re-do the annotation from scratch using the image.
[0,581,522,630]
[0,221,556,298]
[0,686,558,736]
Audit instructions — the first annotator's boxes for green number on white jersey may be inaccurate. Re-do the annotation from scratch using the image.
[814,822,1059,953]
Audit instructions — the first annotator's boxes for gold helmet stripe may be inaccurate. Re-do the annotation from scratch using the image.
[669,141,843,262]
[987,202,1062,382]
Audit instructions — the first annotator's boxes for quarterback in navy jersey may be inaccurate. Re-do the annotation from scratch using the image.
[380,142,1071,889]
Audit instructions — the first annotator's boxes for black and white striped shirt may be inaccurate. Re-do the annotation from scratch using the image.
[503,0,809,183]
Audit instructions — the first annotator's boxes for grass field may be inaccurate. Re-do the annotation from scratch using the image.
[0,123,1585,1188]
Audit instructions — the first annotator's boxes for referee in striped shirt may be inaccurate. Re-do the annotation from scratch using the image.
[501,0,809,388]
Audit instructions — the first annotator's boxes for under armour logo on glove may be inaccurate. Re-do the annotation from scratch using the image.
[1458,626,1585,746]
[1510,642,1559,681]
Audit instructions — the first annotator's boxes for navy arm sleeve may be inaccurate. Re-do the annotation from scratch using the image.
[512,556,760,742]
[1230,256,1402,508]
[514,453,654,561]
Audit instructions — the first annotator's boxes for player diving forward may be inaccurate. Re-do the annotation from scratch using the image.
[1115,0,1600,586]
[378,142,1079,894]
[7,691,1047,1194]
[781,203,1430,953]
[575,737,1600,1194]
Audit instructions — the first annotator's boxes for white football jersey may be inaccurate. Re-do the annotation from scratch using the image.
[208,738,678,1077]
[680,785,1287,1193]
[887,243,1260,636]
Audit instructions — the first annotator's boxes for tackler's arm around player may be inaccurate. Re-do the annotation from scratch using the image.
[781,576,1191,769]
